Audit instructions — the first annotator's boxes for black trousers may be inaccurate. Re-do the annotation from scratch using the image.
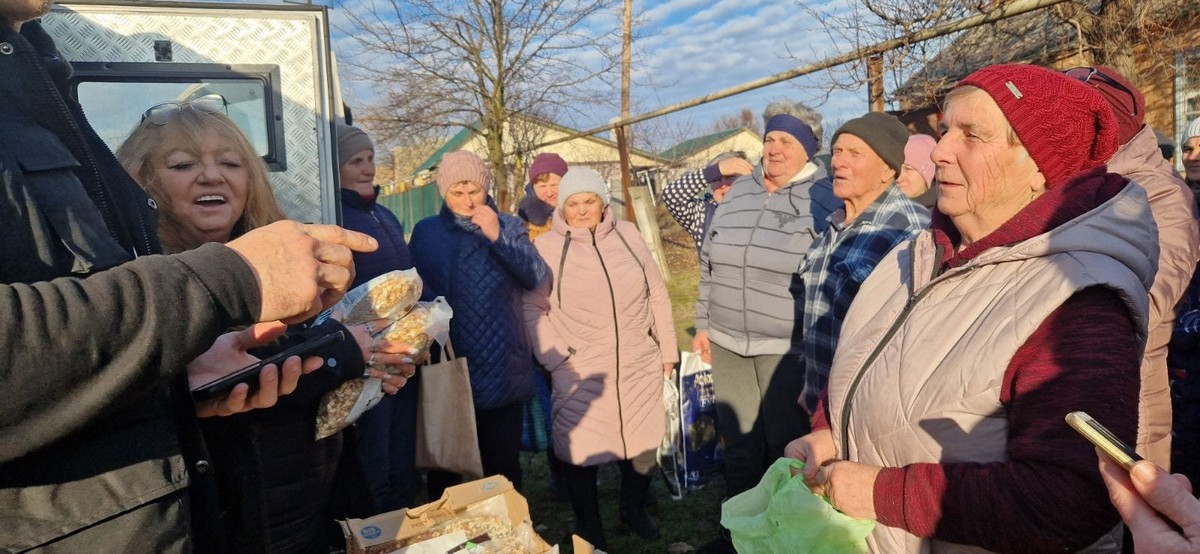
[426,401,524,499]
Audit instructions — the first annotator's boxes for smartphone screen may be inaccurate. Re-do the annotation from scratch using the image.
[191,330,345,401]
[1065,411,1142,470]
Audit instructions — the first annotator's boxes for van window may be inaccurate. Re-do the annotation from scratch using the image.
[73,63,286,171]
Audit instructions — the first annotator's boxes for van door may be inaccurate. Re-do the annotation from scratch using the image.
[43,1,341,224]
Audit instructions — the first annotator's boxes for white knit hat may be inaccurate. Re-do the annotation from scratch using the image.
[1186,116,1200,142]
[556,167,610,210]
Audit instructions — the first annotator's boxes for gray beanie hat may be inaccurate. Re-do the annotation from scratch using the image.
[335,123,374,168]
[557,167,610,210]
[832,112,909,178]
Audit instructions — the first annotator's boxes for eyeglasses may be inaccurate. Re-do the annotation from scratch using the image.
[142,94,228,125]
[1064,67,1139,117]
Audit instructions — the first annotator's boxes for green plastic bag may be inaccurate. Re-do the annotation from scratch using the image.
[720,458,875,553]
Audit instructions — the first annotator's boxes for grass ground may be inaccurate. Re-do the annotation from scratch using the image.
[517,204,724,553]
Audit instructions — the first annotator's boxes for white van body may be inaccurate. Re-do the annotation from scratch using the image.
[43,0,341,224]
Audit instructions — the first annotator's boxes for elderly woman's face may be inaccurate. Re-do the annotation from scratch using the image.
[154,129,249,245]
[563,192,604,230]
[762,130,808,183]
[339,149,376,196]
[932,91,1042,237]
[533,173,561,205]
[445,181,486,217]
[1182,137,1200,182]
[897,164,929,198]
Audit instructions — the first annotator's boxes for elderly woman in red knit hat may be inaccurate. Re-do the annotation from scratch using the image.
[784,64,1158,553]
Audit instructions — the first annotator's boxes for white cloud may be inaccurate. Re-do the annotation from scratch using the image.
[325,0,875,147]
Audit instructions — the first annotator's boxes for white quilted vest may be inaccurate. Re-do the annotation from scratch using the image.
[826,183,1158,553]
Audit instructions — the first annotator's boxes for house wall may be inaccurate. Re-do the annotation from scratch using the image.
[676,130,764,174]
[454,123,665,190]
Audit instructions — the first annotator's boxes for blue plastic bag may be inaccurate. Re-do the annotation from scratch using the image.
[659,351,724,498]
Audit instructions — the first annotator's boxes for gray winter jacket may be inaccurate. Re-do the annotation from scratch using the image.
[695,162,836,355]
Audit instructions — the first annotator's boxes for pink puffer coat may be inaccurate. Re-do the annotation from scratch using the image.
[525,207,678,466]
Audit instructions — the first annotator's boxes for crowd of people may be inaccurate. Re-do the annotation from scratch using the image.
[5,0,1200,551]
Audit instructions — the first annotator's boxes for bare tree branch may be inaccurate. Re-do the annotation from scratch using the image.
[337,0,621,200]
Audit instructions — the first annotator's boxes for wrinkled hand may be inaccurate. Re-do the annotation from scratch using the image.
[813,460,882,519]
[226,221,378,324]
[664,362,675,377]
[472,205,501,242]
[718,158,754,178]
[1100,452,1200,553]
[348,320,429,395]
[785,429,837,481]
[190,322,324,417]
[692,331,712,364]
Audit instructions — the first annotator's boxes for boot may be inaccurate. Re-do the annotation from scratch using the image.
[619,468,661,540]
[562,461,608,550]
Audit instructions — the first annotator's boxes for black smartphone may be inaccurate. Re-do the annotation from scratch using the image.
[1065,411,1143,470]
[191,330,345,401]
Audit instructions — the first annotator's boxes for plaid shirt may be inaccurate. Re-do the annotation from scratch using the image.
[798,184,929,413]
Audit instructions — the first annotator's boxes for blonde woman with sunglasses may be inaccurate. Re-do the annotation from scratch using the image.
[117,102,419,552]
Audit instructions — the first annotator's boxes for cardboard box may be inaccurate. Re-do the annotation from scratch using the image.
[340,475,555,553]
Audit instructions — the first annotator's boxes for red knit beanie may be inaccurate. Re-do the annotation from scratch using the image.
[958,64,1118,189]
[1063,66,1145,147]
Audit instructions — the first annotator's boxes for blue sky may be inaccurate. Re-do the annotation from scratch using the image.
[326,0,876,152]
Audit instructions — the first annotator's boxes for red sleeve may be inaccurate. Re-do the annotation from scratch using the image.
[812,388,831,431]
[872,286,1140,552]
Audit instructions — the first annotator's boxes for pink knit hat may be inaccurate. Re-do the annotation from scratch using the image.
[436,151,491,197]
[903,135,937,186]
[958,64,1117,189]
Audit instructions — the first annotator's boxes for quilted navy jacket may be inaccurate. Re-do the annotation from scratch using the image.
[340,188,413,287]
[410,199,549,410]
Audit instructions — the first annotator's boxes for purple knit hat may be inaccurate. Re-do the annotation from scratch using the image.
[528,152,568,185]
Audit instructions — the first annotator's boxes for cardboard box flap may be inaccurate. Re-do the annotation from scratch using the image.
[340,475,543,554]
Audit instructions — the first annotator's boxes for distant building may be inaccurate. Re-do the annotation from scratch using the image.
[411,114,668,195]
[894,1,1199,163]
[658,126,762,175]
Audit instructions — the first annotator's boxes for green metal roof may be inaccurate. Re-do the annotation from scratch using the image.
[413,116,671,179]
[413,124,478,174]
[659,127,748,160]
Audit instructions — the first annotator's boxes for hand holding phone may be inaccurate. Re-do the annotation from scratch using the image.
[191,330,344,400]
[1066,411,1142,470]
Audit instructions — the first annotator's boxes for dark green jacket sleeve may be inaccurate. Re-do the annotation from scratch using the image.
[0,243,261,461]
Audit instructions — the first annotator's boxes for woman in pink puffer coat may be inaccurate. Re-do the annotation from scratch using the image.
[524,167,678,549]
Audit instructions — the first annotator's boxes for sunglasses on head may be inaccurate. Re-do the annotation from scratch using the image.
[1064,67,1139,116]
[141,94,228,125]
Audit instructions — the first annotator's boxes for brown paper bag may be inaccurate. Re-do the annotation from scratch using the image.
[415,341,483,478]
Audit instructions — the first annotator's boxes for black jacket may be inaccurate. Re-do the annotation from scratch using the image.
[200,318,366,554]
[0,22,260,553]
[340,187,413,287]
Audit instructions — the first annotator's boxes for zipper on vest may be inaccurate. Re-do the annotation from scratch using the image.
[838,243,944,458]
[592,229,628,458]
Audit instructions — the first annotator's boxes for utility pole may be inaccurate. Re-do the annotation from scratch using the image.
[867,54,885,112]
[616,0,636,225]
